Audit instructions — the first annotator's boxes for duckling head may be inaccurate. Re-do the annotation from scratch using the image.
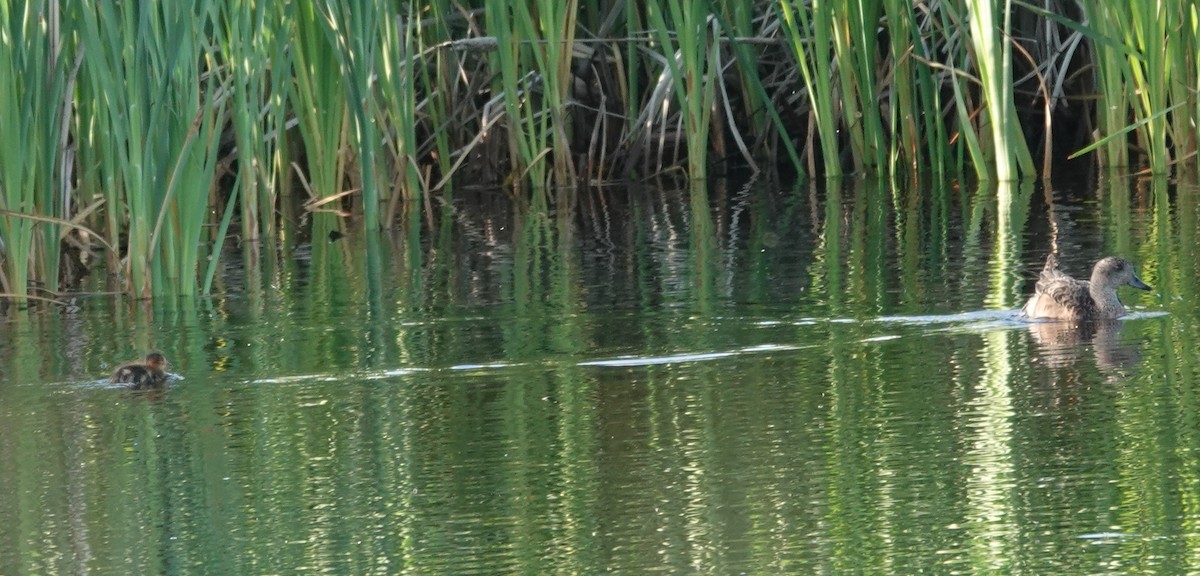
[145,352,168,371]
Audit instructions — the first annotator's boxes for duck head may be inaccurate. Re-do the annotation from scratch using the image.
[145,351,168,371]
[1091,257,1152,291]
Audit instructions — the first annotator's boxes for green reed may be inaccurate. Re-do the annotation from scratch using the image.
[721,1,770,161]
[290,0,348,207]
[881,0,922,173]
[218,0,290,244]
[76,0,224,297]
[1077,1,1131,167]
[485,0,579,190]
[321,0,384,231]
[830,0,885,174]
[1118,0,1169,175]
[965,0,1034,180]
[1076,1,1195,172]
[0,3,65,300]
[76,0,145,296]
[148,3,226,298]
[1164,6,1195,168]
[777,0,841,176]
[411,0,457,196]
[378,3,423,214]
[622,1,644,145]
[711,4,804,173]
[484,2,535,186]
[532,0,580,185]
[880,0,956,177]
[928,1,987,180]
[645,0,716,180]
[964,0,1011,179]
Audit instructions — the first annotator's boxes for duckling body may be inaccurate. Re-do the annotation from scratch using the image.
[110,352,169,389]
[1020,255,1151,321]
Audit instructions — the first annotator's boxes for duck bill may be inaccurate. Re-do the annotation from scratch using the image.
[1130,275,1152,291]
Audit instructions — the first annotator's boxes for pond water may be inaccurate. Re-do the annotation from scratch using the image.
[2,172,1199,574]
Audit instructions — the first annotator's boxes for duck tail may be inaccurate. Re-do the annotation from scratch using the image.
[1039,253,1064,281]
[1042,253,1060,273]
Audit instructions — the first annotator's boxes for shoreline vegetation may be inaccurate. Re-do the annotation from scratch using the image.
[0,1,1192,300]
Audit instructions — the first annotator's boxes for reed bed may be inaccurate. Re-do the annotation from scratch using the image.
[0,1,71,300]
[0,0,1194,300]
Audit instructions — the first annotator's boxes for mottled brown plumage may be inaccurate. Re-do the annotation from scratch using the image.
[110,352,169,389]
[1020,255,1151,321]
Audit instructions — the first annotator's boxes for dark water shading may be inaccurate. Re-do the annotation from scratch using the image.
[2,174,1200,574]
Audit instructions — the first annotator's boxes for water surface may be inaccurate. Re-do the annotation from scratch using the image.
[2,174,1198,574]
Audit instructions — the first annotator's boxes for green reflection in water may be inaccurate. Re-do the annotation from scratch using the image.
[1,177,1198,574]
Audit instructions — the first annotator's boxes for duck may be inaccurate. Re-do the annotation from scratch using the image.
[110,351,169,389]
[1020,254,1151,321]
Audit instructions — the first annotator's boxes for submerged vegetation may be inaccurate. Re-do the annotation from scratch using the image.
[0,0,1195,299]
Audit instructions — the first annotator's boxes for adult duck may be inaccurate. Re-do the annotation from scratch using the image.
[1020,254,1151,321]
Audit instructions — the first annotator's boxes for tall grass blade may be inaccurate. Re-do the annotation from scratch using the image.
[379,4,423,214]
[291,0,348,204]
[966,0,1034,180]
[320,0,384,230]
[645,0,717,180]
[777,0,842,176]
[75,0,224,297]
[831,0,885,173]
[0,2,72,299]
[218,0,289,244]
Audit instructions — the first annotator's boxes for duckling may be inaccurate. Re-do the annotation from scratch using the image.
[110,352,169,389]
[1020,254,1151,321]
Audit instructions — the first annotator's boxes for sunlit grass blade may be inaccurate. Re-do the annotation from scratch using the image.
[1121,0,1169,174]
[218,0,290,244]
[882,0,923,174]
[0,2,72,299]
[532,0,580,185]
[965,0,1034,180]
[290,0,348,205]
[485,0,581,190]
[644,0,717,180]
[75,0,225,297]
[319,0,384,230]
[777,0,842,176]
[378,3,424,215]
[830,0,885,173]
